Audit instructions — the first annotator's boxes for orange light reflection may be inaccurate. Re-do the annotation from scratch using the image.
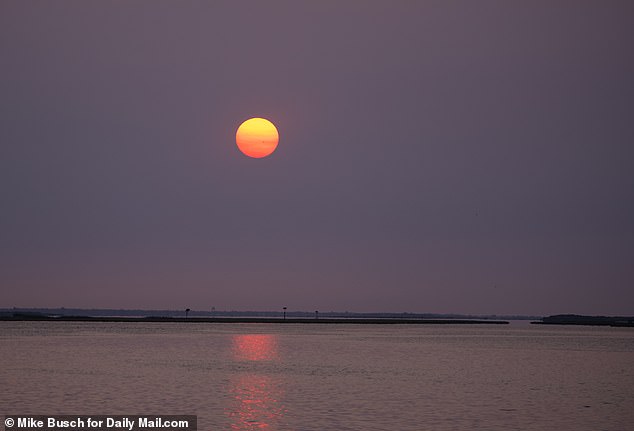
[227,374,285,431]
[232,334,279,362]
[227,335,285,430]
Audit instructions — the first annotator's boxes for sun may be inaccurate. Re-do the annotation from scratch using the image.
[236,118,279,158]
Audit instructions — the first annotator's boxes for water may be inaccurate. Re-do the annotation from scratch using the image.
[1,321,633,430]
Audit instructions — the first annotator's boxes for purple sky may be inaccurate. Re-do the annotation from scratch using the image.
[1,1,633,315]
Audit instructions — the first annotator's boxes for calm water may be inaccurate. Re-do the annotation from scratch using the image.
[1,321,633,430]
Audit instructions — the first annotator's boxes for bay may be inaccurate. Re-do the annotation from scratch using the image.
[1,322,632,430]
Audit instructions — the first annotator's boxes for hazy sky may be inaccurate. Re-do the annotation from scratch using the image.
[2,1,633,315]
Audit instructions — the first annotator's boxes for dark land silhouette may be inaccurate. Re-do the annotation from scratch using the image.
[0,307,536,320]
[3,309,632,326]
[0,311,508,325]
[532,314,634,327]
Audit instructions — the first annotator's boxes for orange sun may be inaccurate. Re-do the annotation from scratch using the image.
[235,118,279,158]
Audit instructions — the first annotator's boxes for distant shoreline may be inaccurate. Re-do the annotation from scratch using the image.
[3,309,632,327]
[531,314,634,327]
[0,307,540,320]
[0,315,510,325]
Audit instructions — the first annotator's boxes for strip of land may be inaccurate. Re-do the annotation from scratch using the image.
[0,314,509,324]
[531,314,634,327]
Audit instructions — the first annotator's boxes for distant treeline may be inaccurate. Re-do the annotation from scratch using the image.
[0,307,541,321]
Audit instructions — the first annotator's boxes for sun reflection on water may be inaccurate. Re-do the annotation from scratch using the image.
[226,334,285,430]
[228,374,285,430]
[232,334,279,362]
